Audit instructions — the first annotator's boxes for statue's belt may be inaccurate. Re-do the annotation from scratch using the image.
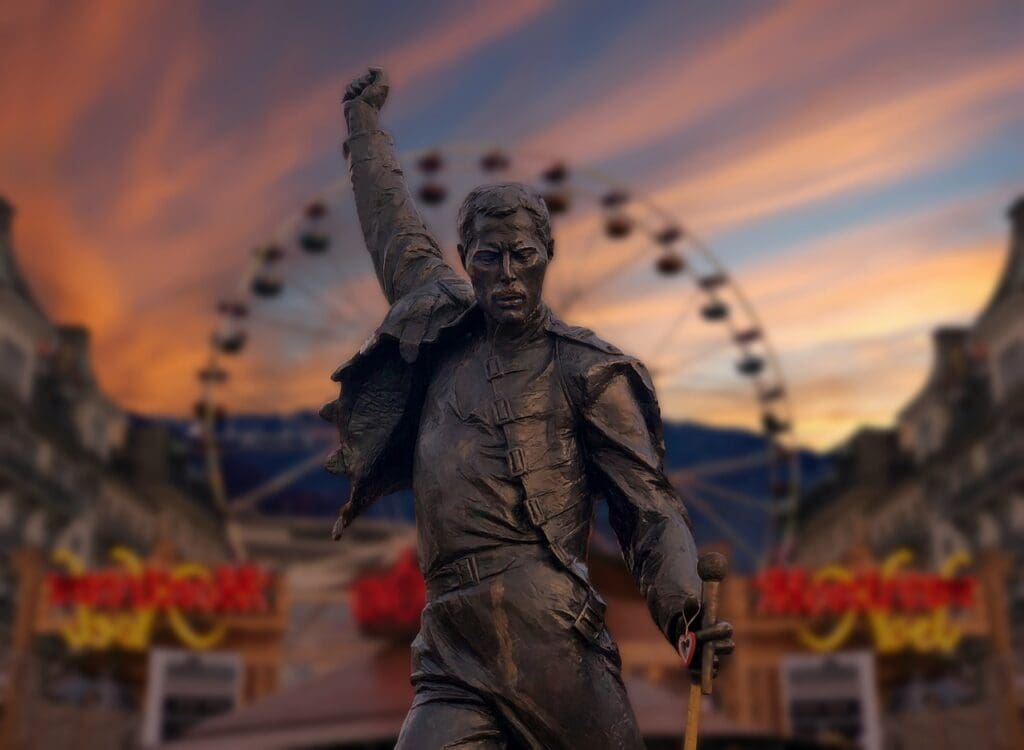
[425,543,546,596]
[424,543,607,645]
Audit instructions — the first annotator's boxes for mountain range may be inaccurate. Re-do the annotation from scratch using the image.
[158,411,829,572]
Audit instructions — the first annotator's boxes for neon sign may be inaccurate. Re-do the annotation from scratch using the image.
[45,547,271,651]
[754,549,977,653]
[351,548,425,636]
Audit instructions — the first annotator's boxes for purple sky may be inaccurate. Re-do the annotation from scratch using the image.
[2,0,1022,447]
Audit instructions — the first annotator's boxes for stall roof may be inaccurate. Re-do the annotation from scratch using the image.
[163,645,763,750]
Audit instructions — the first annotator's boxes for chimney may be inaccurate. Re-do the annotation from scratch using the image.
[0,195,48,319]
[1009,196,1024,278]
[972,195,1024,338]
[847,428,898,484]
[0,196,12,239]
[126,421,171,484]
[55,325,95,387]
[1009,195,1024,236]
[931,327,969,390]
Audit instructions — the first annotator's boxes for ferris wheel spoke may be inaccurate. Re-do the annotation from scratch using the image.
[229,361,335,386]
[305,261,369,325]
[317,244,381,320]
[230,451,331,515]
[683,476,773,513]
[278,273,361,328]
[552,223,622,315]
[656,337,741,375]
[646,293,703,372]
[550,218,605,310]
[330,271,389,325]
[220,352,365,394]
[652,374,738,397]
[561,241,654,317]
[418,201,453,249]
[247,310,362,341]
[676,488,761,564]
[233,344,366,380]
[227,390,314,414]
[332,280,376,324]
[674,451,775,479]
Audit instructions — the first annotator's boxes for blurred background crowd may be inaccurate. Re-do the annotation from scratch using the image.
[0,1,1022,748]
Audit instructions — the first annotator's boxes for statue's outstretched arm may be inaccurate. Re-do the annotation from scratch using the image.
[343,68,457,304]
[577,359,702,646]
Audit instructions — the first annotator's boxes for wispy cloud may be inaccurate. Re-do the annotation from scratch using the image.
[1,0,1020,450]
[1,0,553,412]
[730,196,1008,447]
[652,53,1024,231]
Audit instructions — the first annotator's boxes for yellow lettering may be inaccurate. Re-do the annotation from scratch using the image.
[166,561,227,650]
[50,548,228,652]
[796,549,971,654]
[798,565,857,651]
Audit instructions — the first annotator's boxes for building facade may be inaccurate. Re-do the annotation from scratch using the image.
[792,196,1024,748]
[0,195,234,749]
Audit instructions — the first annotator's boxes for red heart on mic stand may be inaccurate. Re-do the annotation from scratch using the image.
[678,631,697,668]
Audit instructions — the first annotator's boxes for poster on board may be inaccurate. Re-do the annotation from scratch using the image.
[780,650,882,750]
[141,648,243,746]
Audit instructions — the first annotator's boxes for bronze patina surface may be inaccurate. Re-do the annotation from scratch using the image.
[320,68,733,750]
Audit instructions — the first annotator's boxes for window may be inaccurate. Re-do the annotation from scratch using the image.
[997,337,1024,397]
[0,337,27,393]
[976,513,1000,549]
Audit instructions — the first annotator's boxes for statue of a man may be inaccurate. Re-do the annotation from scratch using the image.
[321,68,734,749]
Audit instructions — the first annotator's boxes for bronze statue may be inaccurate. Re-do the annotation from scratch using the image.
[320,68,734,749]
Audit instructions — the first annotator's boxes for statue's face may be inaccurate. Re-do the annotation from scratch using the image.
[461,208,550,326]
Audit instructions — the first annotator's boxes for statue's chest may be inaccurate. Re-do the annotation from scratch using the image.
[418,334,576,472]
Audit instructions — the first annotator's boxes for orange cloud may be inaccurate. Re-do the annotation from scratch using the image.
[2,0,1018,456]
[538,191,1009,448]
[1,0,553,415]
[519,0,971,164]
[0,1,162,168]
[729,197,1009,447]
[653,53,1024,231]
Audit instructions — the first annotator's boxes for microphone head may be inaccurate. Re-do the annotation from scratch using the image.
[697,552,729,582]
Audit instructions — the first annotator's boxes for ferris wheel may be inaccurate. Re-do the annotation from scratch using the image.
[196,144,801,568]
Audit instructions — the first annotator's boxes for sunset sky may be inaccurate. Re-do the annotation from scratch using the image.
[2,0,1022,449]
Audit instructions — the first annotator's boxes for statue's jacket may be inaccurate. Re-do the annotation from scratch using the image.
[319,129,701,655]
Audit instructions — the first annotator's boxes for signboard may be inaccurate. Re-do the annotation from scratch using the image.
[780,650,882,750]
[754,549,977,653]
[141,648,242,746]
[351,548,425,636]
[45,546,272,651]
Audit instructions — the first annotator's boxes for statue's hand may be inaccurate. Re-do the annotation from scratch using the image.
[677,620,734,680]
[343,67,389,113]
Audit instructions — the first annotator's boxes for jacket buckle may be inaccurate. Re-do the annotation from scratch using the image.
[485,356,504,380]
[506,447,526,477]
[573,595,606,644]
[493,398,514,425]
[454,556,479,587]
[524,496,546,525]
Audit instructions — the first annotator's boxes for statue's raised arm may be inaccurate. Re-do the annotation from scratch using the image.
[343,68,459,304]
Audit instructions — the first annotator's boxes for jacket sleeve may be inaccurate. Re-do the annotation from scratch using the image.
[579,358,701,646]
[345,114,463,305]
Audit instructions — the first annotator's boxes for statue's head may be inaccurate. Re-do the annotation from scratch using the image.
[457,183,554,327]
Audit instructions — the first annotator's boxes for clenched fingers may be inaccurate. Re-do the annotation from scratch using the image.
[695,621,733,644]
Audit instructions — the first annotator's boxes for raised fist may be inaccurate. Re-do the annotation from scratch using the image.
[343,67,389,112]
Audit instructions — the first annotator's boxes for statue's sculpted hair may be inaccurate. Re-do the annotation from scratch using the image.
[457,182,554,259]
